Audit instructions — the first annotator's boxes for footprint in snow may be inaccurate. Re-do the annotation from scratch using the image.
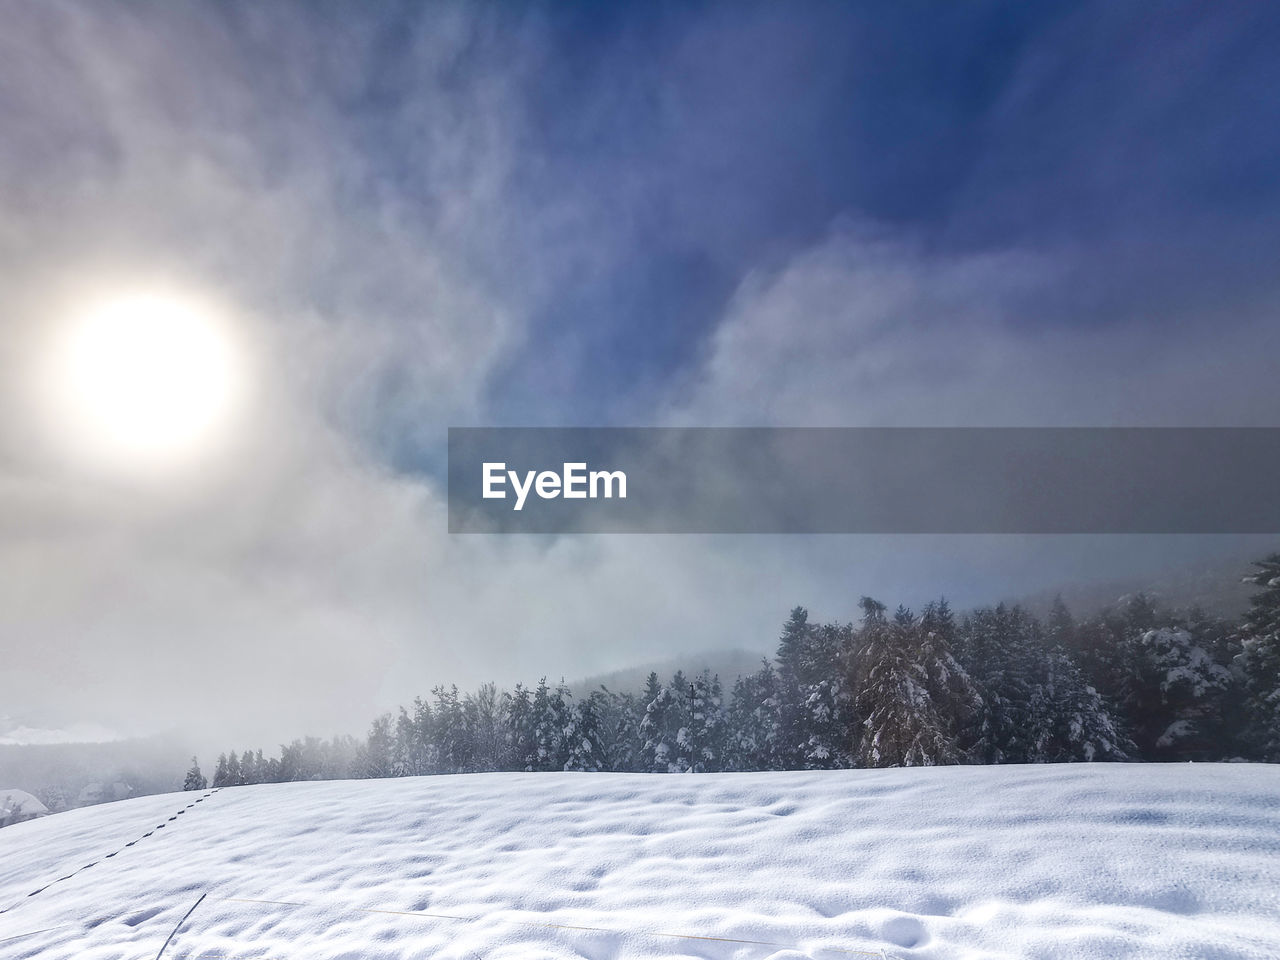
[882,914,928,948]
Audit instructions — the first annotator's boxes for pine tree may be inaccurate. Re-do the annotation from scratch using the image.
[1070,595,1219,758]
[1024,647,1131,762]
[957,604,1038,762]
[775,607,810,691]
[565,690,609,771]
[664,671,697,772]
[322,735,360,780]
[408,698,438,774]
[300,736,325,780]
[1235,553,1280,759]
[530,678,572,771]
[796,621,851,768]
[773,607,812,769]
[1141,625,1232,759]
[639,672,679,772]
[726,661,783,770]
[466,683,504,772]
[504,683,538,772]
[392,707,415,777]
[1072,598,1150,726]
[432,685,471,773]
[277,742,301,782]
[597,688,642,772]
[360,714,394,779]
[680,671,728,772]
[1047,596,1076,651]
[851,597,966,767]
[917,599,984,755]
[183,757,207,791]
[1115,595,1170,754]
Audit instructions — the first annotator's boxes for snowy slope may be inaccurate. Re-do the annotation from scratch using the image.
[0,765,1277,960]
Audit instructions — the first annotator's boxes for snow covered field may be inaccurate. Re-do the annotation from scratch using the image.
[0,764,1277,959]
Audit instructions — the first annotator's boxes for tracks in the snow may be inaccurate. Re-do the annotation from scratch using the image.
[0,788,221,918]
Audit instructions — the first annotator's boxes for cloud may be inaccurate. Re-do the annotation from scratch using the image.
[0,4,883,747]
[0,3,529,445]
[0,2,1275,752]
[0,2,536,742]
[673,224,1280,428]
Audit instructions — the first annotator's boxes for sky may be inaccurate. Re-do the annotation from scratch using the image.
[1,1,1279,747]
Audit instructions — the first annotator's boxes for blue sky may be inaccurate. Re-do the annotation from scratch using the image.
[2,1,1278,742]
[445,1,1280,427]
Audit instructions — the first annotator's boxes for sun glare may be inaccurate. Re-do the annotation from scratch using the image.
[51,293,242,470]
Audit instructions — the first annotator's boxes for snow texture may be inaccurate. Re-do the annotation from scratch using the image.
[1,765,1278,959]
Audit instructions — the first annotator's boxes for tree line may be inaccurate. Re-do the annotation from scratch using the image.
[184,552,1280,789]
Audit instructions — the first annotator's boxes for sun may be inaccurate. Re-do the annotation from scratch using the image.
[50,292,243,469]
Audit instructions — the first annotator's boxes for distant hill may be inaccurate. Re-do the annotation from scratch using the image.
[570,648,768,697]
[1012,552,1263,622]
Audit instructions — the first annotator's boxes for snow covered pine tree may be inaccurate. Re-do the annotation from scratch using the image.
[1237,553,1280,760]
[850,598,981,767]
[183,758,207,791]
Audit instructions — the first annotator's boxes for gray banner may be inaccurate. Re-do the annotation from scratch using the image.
[447,428,1280,534]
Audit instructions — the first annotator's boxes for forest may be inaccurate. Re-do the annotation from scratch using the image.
[189,553,1280,790]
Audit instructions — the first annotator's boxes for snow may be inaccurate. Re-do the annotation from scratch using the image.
[0,790,48,824]
[1156,720,1196,749]
[1,764,1278,959]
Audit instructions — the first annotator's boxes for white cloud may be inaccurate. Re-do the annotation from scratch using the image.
[0,3,533,742]
[1,4,1273,753]
[0,5,847,746]
[675,225,1280,428]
